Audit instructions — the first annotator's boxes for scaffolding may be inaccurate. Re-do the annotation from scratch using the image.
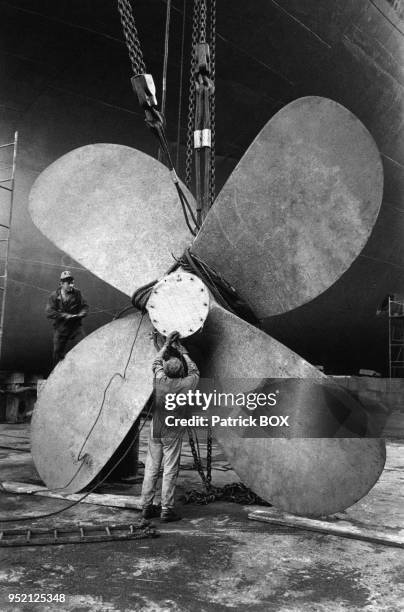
[0,132,18,360]
[388,296,404,378]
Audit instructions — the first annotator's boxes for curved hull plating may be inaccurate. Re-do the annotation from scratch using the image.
[0,0,403,374]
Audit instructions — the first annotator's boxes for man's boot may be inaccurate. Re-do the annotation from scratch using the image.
[160,507,181,522]
[142,504,161,519]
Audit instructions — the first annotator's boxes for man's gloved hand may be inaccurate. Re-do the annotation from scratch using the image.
[166,330,180,345]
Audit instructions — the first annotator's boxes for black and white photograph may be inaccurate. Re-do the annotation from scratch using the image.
[0,1,403,610]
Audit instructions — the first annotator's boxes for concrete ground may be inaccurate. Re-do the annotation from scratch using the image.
[0,423,403,612]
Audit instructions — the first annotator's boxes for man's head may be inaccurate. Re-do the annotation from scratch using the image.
[60,270,75,292]
[163,356,184,378]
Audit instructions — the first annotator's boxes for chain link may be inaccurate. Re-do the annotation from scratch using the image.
[117,0,214,204]
[183,482,272,506]
[199,0,207,43]
[117,0,146,74]
[206,426,212,486]
[209,0,216,208]
[185,0,216,205]
[185,0,201,188]
[187,428,211,490]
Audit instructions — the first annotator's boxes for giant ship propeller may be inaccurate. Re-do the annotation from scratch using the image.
[29,96,385,516]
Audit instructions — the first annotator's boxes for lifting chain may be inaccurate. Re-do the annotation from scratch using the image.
[209,0,216,208]
[185,419,271,507]
[185,0,201,188]
[187,426,212,491]
[116,0,199,236]
[199,0,207,43]
[206,426,212,487]
[183,482,272,506]
[185,0,216,217]
[117,0,146,74]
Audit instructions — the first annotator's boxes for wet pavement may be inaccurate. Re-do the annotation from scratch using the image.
[0,423,403,611]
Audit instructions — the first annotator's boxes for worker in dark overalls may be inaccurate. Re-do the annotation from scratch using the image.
[45,271,89,367]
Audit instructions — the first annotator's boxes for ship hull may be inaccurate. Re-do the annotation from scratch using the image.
[0,0,402,374]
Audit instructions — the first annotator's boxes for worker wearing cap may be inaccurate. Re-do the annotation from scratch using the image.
[45,271,89,367]
[141,330,199,523]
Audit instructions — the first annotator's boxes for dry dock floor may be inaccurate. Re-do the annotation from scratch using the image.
[0,423,403,612]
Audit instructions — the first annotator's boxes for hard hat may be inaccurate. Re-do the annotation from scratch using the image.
[163,357,184,379]
[60,270,74,281]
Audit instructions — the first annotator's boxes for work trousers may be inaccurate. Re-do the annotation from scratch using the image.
[53,327,85,367]
[141,420,183,510]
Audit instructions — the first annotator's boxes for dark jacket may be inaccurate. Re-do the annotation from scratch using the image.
[46,287,89,332]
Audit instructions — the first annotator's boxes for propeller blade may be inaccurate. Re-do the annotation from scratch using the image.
[31,311,154,493]
[200,303,385,516]
[29,144,193,294]
[192,97,383,317]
